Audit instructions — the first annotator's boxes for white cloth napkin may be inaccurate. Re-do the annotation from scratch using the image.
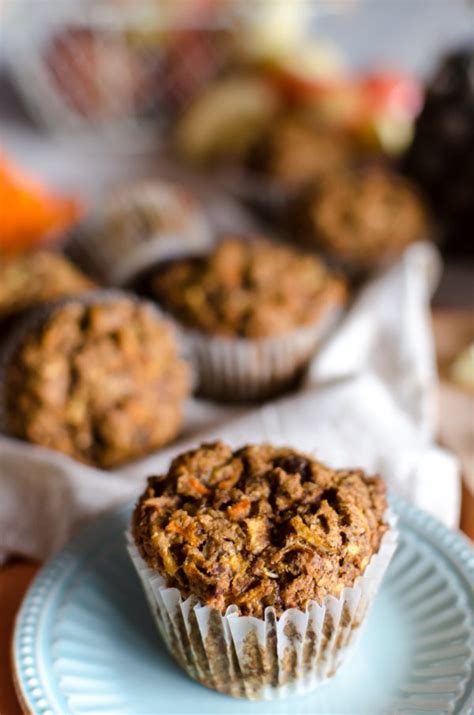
[0,243,460,563]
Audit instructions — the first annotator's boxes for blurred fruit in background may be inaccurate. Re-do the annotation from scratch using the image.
[404,48,474,255]
[45,27,148,120]
[3,0,233,131]
[3,0,423,156]
[175,74,282,165]
[175,64,422,184]
[150,27,231,113]
[231,0,319,64]
[0,153,82,255]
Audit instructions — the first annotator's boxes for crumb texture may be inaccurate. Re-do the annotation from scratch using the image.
[6,298,190,468]
[296,167,428,268]
[151,238,346,338]
[133,442,388,617]
[253,114,352,189]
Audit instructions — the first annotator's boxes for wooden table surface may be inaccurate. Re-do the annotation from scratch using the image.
[1,308,472,715]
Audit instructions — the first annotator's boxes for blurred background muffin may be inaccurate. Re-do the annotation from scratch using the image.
[3,295,191,468]
[148,236,347,400]
[292,166,430,274]
[0,251,95,322]
[67,178,213,285]
[249,113,354,192]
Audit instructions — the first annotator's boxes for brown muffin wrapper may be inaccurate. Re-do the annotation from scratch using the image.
[172,300,344,402]
[66,198,213,286]
[0,288,193,437]
[127,511,398,700]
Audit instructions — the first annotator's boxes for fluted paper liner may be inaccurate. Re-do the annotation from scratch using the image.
[176,300,344,402]
[126,512,398,700]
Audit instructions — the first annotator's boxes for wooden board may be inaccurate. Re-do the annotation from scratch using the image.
[433,308,474,539]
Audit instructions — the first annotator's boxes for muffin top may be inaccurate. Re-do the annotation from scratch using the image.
[5,296,190,468]
[98,179,207,250]
[298,166,429,269]
[150,237,347,338]
[133,442,388,617]
[0,250,95,319]
[254,114,353,189]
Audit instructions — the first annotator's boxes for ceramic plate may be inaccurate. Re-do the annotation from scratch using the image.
[13,495,474,715]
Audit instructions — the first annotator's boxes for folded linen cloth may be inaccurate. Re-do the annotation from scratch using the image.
[0,243,460,563]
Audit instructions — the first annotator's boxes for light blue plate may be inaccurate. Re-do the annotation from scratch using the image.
[13,496,474,715]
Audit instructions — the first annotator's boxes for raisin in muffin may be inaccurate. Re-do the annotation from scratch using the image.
[3,295,190,468]
[148,237,346,400]
[0,250,95,320]
[129,442,396,698]
[293,166,429,273]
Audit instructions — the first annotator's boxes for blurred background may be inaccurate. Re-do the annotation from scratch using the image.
[0,0,473,458]
[1,0,473,266]
[1,0,473,507]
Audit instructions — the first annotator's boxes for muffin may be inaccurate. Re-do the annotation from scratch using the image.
[67,179,212,285]
[293,166,429,273]
[129,442,397,699]
[149,237,347,400]
[251,113,354,191]
[0,250,94,320]
[2,294,190,468]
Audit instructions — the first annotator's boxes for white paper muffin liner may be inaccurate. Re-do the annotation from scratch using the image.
[0,289,192,437]
[126,511,398,700]
[173,300,344,402]
[67,180,213,286]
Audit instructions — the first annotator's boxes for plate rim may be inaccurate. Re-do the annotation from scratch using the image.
[12,494,474,715]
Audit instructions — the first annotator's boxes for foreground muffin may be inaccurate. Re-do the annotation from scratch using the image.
[0,250,94,320]
[129,442,397,699]
[3,294,190,468]
[150,237,347,400]
[68,179,212,285]
[294,166,429,273]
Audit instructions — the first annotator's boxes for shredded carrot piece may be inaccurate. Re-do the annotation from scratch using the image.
[187,476,210,496]
[227,499,251,521]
